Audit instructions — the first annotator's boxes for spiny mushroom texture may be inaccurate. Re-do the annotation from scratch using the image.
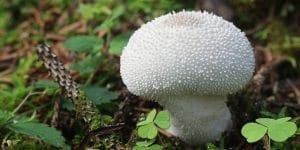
[120,11,255,145]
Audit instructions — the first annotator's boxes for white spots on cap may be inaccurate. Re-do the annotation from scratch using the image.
[120,11,255,100]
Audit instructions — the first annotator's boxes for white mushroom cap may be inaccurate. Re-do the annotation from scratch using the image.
[120,10,255,144]
[121,11,255,100]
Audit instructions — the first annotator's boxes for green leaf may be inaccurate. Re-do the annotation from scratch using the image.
[138,122,158,139]
[136,139,155,147]
[268,121,297,142]
[64,36,103,52]
[291,116,300,123]
[61,98,75,111]
[109,31,132,55]
[154,110,170,129]
[241,123,267,143]
[133,145,144,150]
[34,80,59,90]
[82,86,120,105]
[147,109,157,123]
[137,109,157,126]
[260,111,277,118]
[133,144,162,150]
[206,143,218,150]
[296,128,300,135]
[256,118,275,127]
[70,55,102,75]
[97,6,124,31]
[278,106,287,118]
[0,110,14,125]
[148,144,162,150]
[137,119,151,127]
[78,4,95,20]
[8,121,68,148]
[256,117,291,128]
[274,117,291,123]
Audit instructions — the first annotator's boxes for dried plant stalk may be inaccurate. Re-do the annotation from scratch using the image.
[37,42,100,129]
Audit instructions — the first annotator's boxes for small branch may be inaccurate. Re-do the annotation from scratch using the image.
[262,135,271,150]
[134,107,151,113]
[12,91,44,114]
[157,128,175,139]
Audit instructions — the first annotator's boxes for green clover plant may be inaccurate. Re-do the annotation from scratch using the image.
[241,117,297,143]
[133,139,162,150]
[133,109,170,150]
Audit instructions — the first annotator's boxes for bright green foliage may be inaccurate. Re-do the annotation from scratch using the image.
[0,110,68,149]
[64,36,104,76]
[0,110,14,127]
[133,139,162,150]
[78,0,116,20]
[137,109,170,139]
[241,123,267,143]
[64,35,103,52]
[206,143,218,150]
[0,55,38,110]
[134,109,170,149]
[241,117,297,143]
[138,122,157,139]
[154,110,170,129]
[109,31,133,55]
[137,109,157,126]
[8,121,68,149]
[98,6,124,31]
[133,144,162,150]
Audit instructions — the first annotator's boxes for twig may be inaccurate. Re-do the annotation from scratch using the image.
[134,107,151,113]
[157,128,175,139]
[262,135,271,150]
[12,91,44,114]
[36,42,101,127]
[51,96,62,128]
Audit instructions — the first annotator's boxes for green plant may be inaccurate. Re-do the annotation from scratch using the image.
[109,31,132,55]
[133,139,162,150]
[241,117,297,143]
[0,93,68,149]
[133,109,170,150]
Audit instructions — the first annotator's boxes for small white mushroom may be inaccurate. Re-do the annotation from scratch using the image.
[120,10,255,145]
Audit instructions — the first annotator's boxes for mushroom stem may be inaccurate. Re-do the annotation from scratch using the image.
[160,95,231,145]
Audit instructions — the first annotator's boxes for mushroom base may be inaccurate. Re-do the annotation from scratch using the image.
[159,95,231,145]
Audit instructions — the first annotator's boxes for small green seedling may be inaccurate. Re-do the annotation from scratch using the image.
[241,117,297,143]
[137,109,171,139]
[133,109,170,150]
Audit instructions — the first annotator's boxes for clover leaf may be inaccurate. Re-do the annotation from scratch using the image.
[241,117,297,143]
[154,110,170,129]
[138,122,157,139]
[136,109,170,139]
[241,123,267,143]
[137,109,156,126]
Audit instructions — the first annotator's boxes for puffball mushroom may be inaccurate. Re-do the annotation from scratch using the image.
[120,11,255,145]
